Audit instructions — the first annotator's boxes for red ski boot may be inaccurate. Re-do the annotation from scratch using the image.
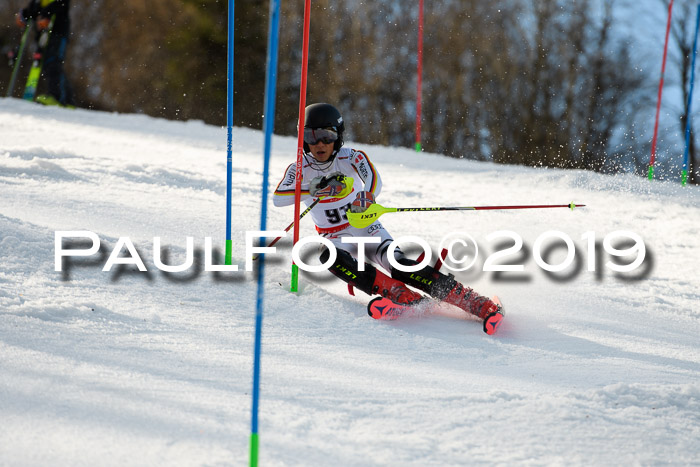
[442,283,505,333]
[372,270,423,305]
[441,283,495,318]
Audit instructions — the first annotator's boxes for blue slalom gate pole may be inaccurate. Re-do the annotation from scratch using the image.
[682,4,700,186]
[225,0,235,264]
[250,0,281,465]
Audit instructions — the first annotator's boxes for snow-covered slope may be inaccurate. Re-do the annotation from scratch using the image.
[1,98,699,466]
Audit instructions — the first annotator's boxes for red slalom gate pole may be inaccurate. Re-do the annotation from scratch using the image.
[649,0,674,180]
[291,0,312,292]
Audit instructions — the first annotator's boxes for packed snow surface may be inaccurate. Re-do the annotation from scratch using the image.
[1,98,699,466]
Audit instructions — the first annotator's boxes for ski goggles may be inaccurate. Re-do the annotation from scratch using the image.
[304,127,338,145]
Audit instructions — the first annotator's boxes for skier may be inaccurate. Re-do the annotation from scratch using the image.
[15,0,74,106]
[273,103,503,328]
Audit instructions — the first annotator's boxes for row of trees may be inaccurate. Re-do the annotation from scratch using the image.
[0,0,696,183]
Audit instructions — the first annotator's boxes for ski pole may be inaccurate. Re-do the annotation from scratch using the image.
[6,24,32,97]
[347,202,585,229]
[252,197,320,260]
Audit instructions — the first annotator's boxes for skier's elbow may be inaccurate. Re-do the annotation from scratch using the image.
[272,195,290,207]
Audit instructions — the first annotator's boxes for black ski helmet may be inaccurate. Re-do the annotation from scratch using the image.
[303,103,345,157]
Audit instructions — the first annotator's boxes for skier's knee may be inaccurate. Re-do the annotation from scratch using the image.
[320,246,355,267]
[319,246,331,264]
[321,247,377,296]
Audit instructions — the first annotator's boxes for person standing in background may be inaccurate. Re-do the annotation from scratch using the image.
[15,0,74,106]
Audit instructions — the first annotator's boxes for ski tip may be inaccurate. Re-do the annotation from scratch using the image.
[367,297,384,319]
[483,295,505,335]
[367,296,427,320]
[367,296,405,320]
[483,312,504,335]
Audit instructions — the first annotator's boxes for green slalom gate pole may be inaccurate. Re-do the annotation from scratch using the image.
[290,263,300,292]
[681,4,700,186]
[415,0,424,152]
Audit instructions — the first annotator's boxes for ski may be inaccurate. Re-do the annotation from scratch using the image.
[22,51,43,101]
[22,16,55,102]
[6,24,32,98]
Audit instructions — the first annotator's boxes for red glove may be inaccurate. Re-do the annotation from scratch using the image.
[350,191,375,213]
[36,16,51,31]
[15,13,27,28]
